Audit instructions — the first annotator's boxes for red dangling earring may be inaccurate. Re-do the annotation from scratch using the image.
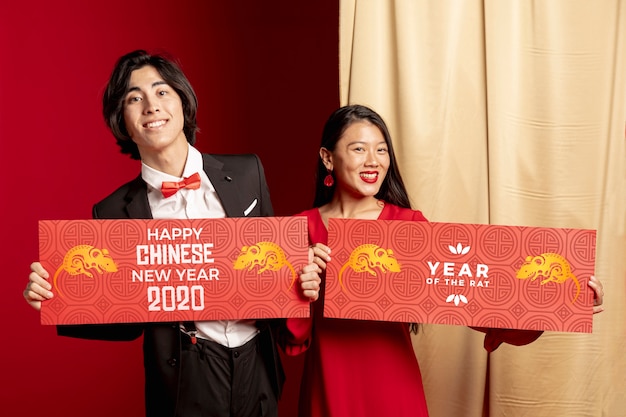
[323,170,334,187]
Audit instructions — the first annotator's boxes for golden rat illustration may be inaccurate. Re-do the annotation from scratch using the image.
[233,241,298,289]
[516,252,581,303]
[53,245,118,297]
[338,244,401,291]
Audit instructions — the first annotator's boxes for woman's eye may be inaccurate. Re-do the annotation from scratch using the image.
[127,96,141,103]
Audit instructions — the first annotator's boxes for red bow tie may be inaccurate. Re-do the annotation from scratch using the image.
[161,172,201,198]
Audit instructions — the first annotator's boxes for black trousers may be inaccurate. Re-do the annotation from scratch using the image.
[176,332,278,417]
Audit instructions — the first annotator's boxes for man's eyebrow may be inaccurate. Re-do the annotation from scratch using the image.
[126,80,169,94]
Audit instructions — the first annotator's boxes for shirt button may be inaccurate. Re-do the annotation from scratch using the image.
[233,351,240,359]
[167,358,177,366]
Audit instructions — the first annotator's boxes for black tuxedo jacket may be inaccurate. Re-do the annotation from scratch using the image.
[58,153,284,417]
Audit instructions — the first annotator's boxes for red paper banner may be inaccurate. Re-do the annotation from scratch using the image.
[324,219,596,333]
[39,217,310,325]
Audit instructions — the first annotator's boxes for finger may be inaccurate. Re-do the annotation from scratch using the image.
[311,255,328,271]
[301,278,321,297]
[299,274,322,291]
[27,262,54,299]
[300,273,321,288]
[587,276,604,314]
[301,288,319,302]
[23,286,44,311]
[298,270,320,301]
[312,242,331,253]
[30,262,50,279]
[300,263,322,276]
[312,245,331,261]
[29,270,53,291]
[299,268,321,287]
[302,257,326,273]
[25,279,54,300]
[587,277,604,300]
[24,287,47,302]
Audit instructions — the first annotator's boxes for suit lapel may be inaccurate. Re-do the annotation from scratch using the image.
[124,176,153,219]
[201,154,241,218]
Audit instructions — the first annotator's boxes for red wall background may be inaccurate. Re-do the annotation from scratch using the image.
[0,1,338,416]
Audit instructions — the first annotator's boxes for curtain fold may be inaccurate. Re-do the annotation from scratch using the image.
[340,1,626,416]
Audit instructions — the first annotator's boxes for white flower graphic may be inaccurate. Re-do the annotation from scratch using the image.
[449,243,470,255]
[446,294,468,306]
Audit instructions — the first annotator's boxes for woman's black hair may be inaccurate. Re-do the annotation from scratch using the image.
[313,104,412,209]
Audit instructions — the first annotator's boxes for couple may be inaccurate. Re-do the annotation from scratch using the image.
[23,50,605,417]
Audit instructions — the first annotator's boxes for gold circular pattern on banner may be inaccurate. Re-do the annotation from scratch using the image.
[59,221,100,247]
[38,221,57,256]
[387,263,426,301]
[239,218,279,244]
[201,259,238,298]
[388,221,428,256]
[56,271,100,301]
[477,226,519,262]
[471,266,516,306]
[240,268,281,294]
[343,220,386,248]
[517,275,562,307]
[283,217,309,249]
[432,223,474,258]
[102,220,144,252]
[569,229,596,264]
[104,260,147,300]
[523,228,564,256]
[193,218,233,250]
[340,269,385,297]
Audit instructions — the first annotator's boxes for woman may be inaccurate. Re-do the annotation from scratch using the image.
[281,104,605,417]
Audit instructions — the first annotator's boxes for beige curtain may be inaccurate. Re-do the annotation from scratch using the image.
[340,1,626,416]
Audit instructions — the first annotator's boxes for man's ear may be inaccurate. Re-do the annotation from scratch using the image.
[319,147,333,170]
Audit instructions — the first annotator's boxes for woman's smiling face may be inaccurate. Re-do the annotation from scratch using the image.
[322,120,390,199]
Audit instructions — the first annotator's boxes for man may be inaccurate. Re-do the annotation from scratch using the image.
[23,50,321,417]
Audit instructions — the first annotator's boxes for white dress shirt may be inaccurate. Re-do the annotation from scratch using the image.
[142,144,258,347]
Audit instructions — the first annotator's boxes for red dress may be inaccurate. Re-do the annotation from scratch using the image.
[282,203,542,417]
[283,203,431,417]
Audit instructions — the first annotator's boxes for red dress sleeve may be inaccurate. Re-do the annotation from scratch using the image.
[282,317,313,355]
[472,327,544,352]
